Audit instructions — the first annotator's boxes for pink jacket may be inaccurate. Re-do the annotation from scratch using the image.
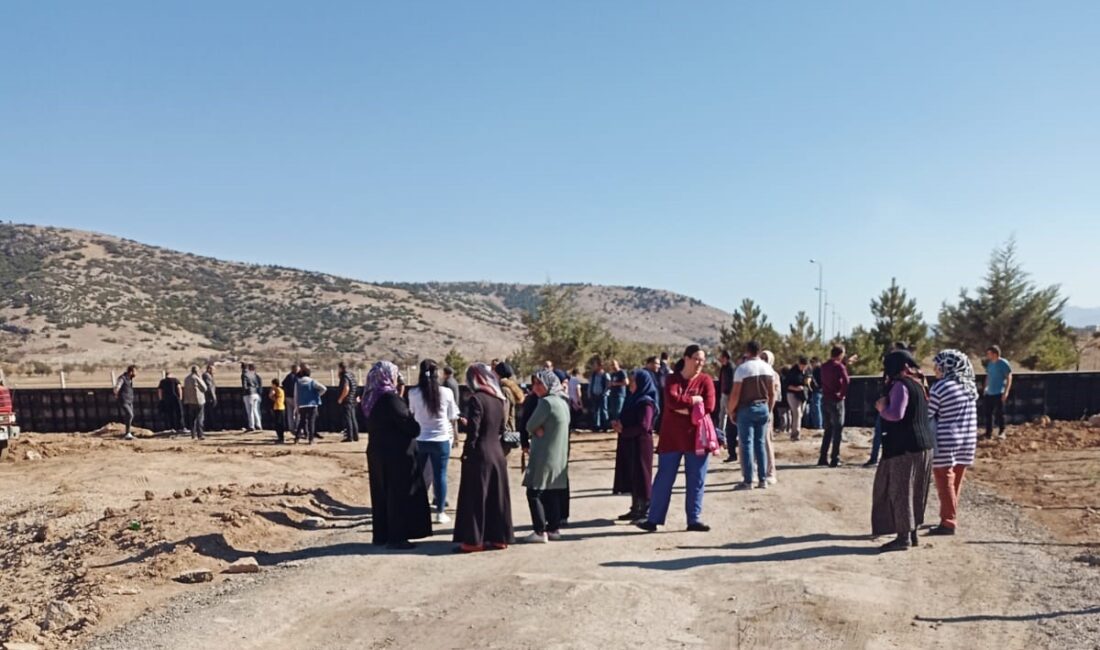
[691,401,720,457]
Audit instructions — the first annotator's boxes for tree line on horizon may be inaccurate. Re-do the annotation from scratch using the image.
[497,239,1097,378]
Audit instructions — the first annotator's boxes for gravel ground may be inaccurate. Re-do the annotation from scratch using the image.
[82,433,1100,650]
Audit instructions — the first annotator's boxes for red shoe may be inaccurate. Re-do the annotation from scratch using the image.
[457,543,485,554]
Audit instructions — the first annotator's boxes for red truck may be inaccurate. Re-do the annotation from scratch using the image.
[0,384,19,456]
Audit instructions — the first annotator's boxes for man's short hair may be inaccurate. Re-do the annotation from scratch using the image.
[893,341,909,350]
[247,363,256,371]
[830,345,845,358]
[987,345,1001,356]
[645,356,658,366]
[810,356,820,364]
[798,356,809,366]
[126,365,137,374]
[660,351,669,361]
[744,340,761,355]
[719,349,731,361]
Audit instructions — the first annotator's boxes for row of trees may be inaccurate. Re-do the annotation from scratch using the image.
[722,239,1081,374]
[454,239,1086,378]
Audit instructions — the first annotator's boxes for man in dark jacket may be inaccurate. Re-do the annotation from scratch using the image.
[338,361,360,442]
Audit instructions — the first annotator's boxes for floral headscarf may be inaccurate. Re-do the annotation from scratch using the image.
[466,363,506,401]
[361,361,399,418]
[933,349,978,401]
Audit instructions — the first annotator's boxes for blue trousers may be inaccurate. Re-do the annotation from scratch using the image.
[808,390,823,429]
[737,403,770,483]
[868,416,883,464]
[647,451,709,526]
[591,393,610,430]
[417,440,451,514]
[608,393,626,422]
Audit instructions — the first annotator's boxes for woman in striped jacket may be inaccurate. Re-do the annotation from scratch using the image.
[927,349,979,536]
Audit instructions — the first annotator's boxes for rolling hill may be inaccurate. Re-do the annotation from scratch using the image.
[0,223,730,372]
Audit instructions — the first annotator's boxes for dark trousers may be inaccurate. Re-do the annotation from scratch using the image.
[820,399,845,462]
[161,401,184,432]
[273,409,286,442]
[982,395,1006,435]
[186,404,205,438]
[527,488,565,535]
[343,404,359,441]
[298,406,318,442]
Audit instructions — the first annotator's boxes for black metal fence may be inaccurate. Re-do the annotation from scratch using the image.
[843,371,1100,427]
[9,371,1100,433]
[11,387,363,434]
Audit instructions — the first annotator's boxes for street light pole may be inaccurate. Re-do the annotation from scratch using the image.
[810,259,824,341]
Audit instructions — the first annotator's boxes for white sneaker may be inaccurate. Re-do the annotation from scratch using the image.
[547,531,562,541]
[521,532,548,544]
[766,476,777,485]
[123,433,134,441]
[434,512,451,524]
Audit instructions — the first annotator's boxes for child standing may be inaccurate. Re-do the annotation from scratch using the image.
[270,379,286,443]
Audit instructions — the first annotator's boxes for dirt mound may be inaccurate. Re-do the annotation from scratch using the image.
[0,430,369,649]
[978,420,1100,460]
[88,422,156,438]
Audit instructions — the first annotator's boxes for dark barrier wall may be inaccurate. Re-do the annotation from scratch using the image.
[11,387,364,435]
[843,371,1100,428]
[9,371,1100,433]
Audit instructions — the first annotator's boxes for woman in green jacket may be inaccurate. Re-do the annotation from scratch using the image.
[521,369,571,543]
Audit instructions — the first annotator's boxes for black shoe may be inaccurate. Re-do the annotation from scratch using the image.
[386,541,416,551]
[341,436,353,443]
[722,456,738,463]
[830,459,843,468]
[817,458,829,467]
[862,460,878,468]
[928,525,956,536]
[686,522,711,532]
[617,510,639,521]
[314,432,324,439]
[879,537,910,553]
[635,521,657,533]
[910,530,919,547]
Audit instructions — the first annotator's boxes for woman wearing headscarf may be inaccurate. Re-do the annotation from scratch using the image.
[520,370,571,543]
[927,349,979,536]
[613,368,660,523]
[637,344,716,533]
[453,363,514,552]
[361,361,432,550]
[871,350,935,552]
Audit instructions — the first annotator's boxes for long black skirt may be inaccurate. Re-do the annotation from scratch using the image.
[871,449,932,536]
[367,448,433,545]
[453,444,514,547]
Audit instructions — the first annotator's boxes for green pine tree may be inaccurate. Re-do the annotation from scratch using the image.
[719,298,782,356]
[870,278,929,360]
[780,310,824,364]
[937,239,1071,369]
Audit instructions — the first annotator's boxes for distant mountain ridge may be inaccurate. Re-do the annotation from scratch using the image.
[1063,306,1100,329]
[0,223,730,370]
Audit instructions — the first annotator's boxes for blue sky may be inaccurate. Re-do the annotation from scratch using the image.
[2,1,1098,335]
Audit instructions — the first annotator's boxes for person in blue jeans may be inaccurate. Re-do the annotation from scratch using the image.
[726,341,777,490]
[407,359,460,524]
[589,361,611,431]
[636,345,716,533]
[607,359,628,422]
[808,357,824,429]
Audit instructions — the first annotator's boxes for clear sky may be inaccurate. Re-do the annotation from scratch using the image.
[2,1,1097,335]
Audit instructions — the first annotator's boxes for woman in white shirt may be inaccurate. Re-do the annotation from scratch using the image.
[408,359,460,524]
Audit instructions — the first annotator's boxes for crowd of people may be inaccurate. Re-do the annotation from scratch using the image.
[110,341,1010,553]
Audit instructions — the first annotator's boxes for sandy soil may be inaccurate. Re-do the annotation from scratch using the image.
[3,426,1099,650]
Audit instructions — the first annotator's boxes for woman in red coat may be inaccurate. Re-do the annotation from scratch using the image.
[636,345,716,533]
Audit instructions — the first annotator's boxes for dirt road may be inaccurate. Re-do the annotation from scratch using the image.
[74,432,1099,650]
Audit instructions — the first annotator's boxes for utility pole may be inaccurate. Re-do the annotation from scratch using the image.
[810,259,824,342]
